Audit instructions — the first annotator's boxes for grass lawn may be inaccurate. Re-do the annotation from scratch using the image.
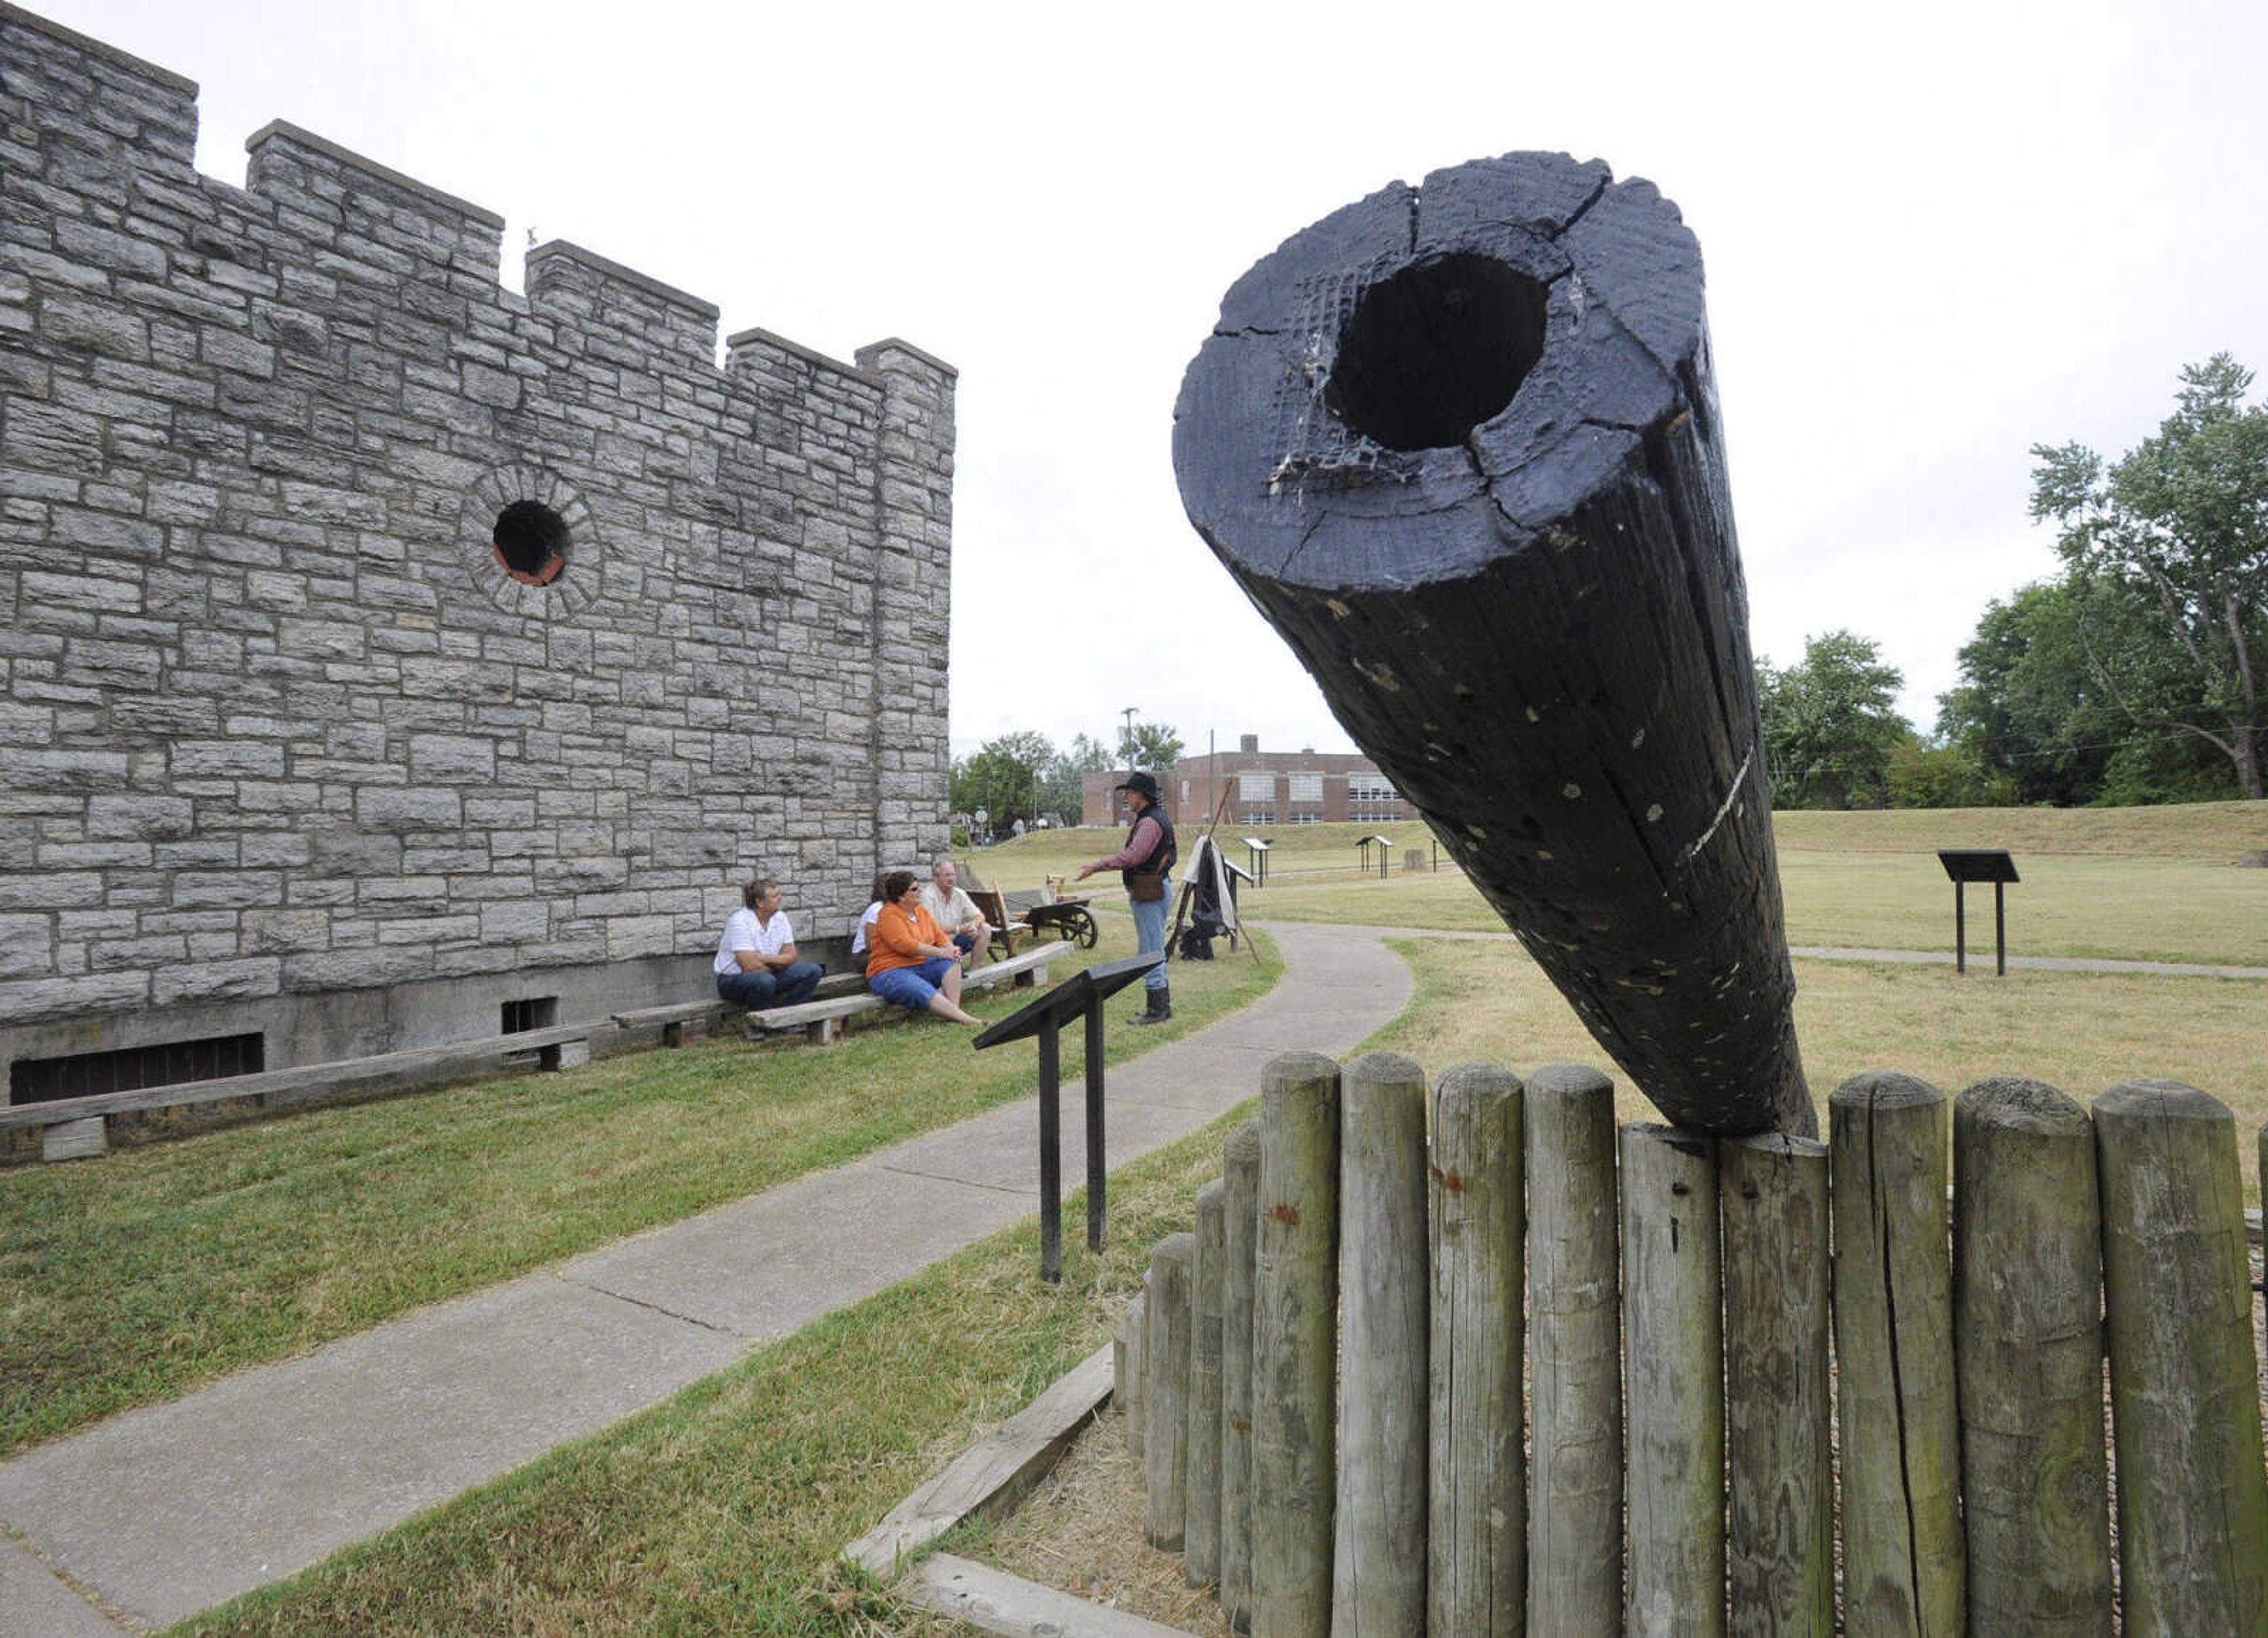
[1184,801,2268,967]
[0,923,1280,1460]
[1360,938,2268,1203]
[167,1109,1242,1638]
[159,919,2268,1634]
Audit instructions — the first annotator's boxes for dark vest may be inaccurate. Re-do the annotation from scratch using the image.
[1121,801,1177,889]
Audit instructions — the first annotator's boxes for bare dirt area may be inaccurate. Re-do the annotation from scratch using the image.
[970,1406,1231,1638]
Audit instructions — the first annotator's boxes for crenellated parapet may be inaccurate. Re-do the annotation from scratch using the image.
[0,2,954,1094]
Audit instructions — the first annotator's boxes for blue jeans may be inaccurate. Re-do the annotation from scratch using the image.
[1130,880,1169,992]
[717,960,823,1009]
[869,956,957,1010]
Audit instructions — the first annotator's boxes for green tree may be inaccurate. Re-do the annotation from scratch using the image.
[2031,353,2268,799]
[1123,720,1185,774]
[1937,580,2117,805]
[949,730,1055,831]
[1884,732,2014,809]
[1757,630,1909,810]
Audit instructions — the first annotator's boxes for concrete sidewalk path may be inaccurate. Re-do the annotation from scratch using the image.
[0,921,1409,1635]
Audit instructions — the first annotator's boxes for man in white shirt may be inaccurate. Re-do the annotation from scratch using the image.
[920,858,990,968]
[713,877,824,1008]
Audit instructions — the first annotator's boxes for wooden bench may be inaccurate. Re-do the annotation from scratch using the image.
[614,970,874,1046]
[747,941,1074,1045]
[0,1020,602,1163]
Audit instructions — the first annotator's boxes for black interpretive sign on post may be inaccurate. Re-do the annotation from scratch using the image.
[1937,849,2019,975]
[973,952,1165,1281]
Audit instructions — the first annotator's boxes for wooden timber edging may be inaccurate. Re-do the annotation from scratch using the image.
[2,1020,607,1157]
[842,1342,1204,1638]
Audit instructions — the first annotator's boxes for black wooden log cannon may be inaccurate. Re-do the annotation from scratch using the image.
[1173,152,1811,1138]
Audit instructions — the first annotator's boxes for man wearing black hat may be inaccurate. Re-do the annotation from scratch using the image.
[1076,769,1178,1024]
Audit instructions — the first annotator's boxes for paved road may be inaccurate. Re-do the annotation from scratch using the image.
[0,921,1411,1635]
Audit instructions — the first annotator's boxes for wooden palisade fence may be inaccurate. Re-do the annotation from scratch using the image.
[1119,1051,2268,1636]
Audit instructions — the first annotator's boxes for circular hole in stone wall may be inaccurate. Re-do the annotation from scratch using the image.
[1324,253,1549,452]
[492,500,571,586]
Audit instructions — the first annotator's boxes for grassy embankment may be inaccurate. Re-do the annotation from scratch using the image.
[985,804,2268,967]
[1,920,1280,1460]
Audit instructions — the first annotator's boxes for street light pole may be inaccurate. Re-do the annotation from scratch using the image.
[1120,705,1139,775]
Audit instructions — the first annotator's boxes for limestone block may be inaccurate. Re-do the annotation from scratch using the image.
[0,748,131,792]
[356,787,462,831]
[0,872,106,911]
[151,957,281,1006]
[171,739,286,778]
[480,902,549,942]
[605,915,677,960]
[0,971,151,1024]
[84,794,195,840]
[0,915,54,979]
[410,733,497,782]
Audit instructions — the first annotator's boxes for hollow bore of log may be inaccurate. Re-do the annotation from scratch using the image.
[1174,151,1810,1138]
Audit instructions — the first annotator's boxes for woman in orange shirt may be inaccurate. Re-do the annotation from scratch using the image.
[865,869,980,1024]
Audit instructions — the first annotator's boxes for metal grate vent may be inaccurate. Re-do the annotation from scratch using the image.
[10,1033,266,1106]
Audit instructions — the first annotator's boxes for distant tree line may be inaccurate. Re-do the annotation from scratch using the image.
[949,722,1187,834]
[1765,354,2266,810]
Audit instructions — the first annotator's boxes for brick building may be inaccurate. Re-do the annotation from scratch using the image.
[0,6,952,1102]
[1081,735,1408,828]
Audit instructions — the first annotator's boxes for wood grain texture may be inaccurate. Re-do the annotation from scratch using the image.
[1187,1179,1227,1589]
[1427,1062,1524,1637]
[1330,1052,1429,1637]
[1250,1053,1340,1638]
[1952,1078,2111,1636]
[1125,1291,1148,1461]
[1829,1072,1964,1638]
[1221,1117,1262,1632]
[1721,1131,1832,1637]
[1145,1234,1197,1551]
[2094,1080,2268,1635]
[1621,1123,1724,1638]
[1524,1062,1622,1634]
[844,1343,1114,1580]
[1174,151,1807,1138]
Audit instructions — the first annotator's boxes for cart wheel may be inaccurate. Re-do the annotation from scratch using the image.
[1070,908,1099,948]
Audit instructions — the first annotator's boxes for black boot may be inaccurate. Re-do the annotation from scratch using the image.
[1129,983,1172,1026]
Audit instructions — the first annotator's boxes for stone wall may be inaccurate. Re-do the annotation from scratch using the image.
[0,4,953,1090]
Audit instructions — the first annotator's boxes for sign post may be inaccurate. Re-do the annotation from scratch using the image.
[1936,850,2020,975]
[972,951,1166,1281]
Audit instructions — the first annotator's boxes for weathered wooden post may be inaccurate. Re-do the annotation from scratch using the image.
[1174,152,1809,1139]
[1123,1290,1147,1460]
[1187,1179,1227,1588]
[1720,1131,1832,1637]
[1830,1072,1964,1637]
[1145,1234,1195,1551]
[1428,1062,1525,1636]
[1332,1052,1428,1636]
[1251,1053,1340,1638]
[1524,1063,1622,1633]
[1953,1078,2111,1636]
[1221,1117,1262,1632]
[1621,1123,1724,1638]
[2094,1080,2268,1632]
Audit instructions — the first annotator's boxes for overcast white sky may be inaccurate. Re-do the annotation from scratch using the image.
[45,0,2268,762]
